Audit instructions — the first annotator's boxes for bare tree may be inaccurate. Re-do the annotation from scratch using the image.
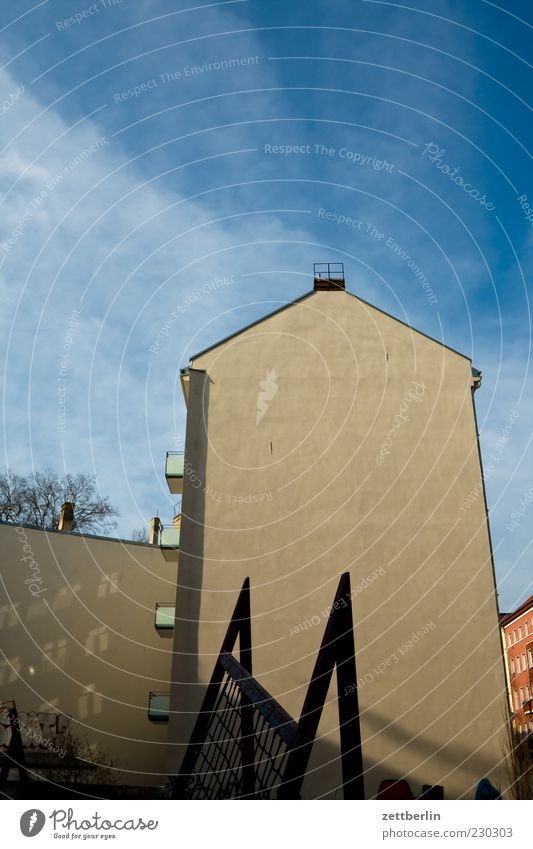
[505,721,533,799]
[35,728,118,786]
[130,526,149,542]
[0,468,119,534]
[0,471,27,524]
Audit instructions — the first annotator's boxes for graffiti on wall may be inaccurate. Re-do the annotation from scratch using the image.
[0,708,71,758]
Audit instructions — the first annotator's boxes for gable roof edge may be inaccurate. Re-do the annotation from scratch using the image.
[344,289,472,362]
[189,288,472,364]
[189,290,316,362]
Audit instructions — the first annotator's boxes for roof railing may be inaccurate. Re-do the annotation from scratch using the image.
[313,262,345,290]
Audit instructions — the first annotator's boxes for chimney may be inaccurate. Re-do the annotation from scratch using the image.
[149,517,162,545]
[313,262,345,291]
[58,502,75,532]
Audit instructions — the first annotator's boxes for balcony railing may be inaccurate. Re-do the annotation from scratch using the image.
[165,452,184,494]
[148,692,170,722]
[155,603,175,635]
[313,262,345,290]
[160,525,180,562]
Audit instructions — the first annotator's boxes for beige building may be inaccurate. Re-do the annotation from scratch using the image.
[167,269,509,799]
[0,518,176,786]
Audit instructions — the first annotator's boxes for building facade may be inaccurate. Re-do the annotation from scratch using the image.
[501,596,533,735]
[166,271,509,799]
[0,519,176,786]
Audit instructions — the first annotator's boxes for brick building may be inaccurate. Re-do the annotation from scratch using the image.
[501,596,533,735]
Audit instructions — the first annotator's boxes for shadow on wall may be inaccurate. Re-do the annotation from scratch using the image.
[301,719,508,800]
[169,371,210,718]
[360,702,508,799]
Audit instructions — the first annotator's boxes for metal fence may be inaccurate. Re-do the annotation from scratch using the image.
[172,573,364,800]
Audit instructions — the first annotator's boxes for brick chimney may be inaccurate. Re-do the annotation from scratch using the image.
[58,502,75,532]
[149,516,162,545]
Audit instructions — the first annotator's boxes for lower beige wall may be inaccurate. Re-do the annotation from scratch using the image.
[0,524,175,786]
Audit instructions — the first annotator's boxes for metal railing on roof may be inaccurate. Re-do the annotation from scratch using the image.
[313,262,345,281]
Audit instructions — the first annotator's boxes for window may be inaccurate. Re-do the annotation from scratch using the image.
[520,688,524,705]
[514,691,519,709]
[507,633,512,647]
[526,622,529,636]
[513,629,517,643]
[523,653,527,672]
[511,657,515,674]
[519,626,523,640]
[528,649,533,668]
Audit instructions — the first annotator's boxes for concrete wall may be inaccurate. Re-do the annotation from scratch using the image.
[0,525,175,786]
[168,289,509,799]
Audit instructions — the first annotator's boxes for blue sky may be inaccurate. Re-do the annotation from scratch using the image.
[1,0,531,610]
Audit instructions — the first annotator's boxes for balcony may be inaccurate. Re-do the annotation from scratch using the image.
[155,603,175,636]
[160,524,180,562]
[180,369,190,406]
[165,451,184,494]
[148,692,170,722]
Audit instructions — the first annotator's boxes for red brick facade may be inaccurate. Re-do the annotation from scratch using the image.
[501,596,533,734]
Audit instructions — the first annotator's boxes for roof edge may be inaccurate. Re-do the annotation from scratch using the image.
[500,595,533,627]
[0,519,154,547]
[189,290,316,361]
[344,289,472,363]
[189,287,473,364]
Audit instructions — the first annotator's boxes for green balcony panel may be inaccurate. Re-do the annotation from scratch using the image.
[165,452,184,494]
[160,526,180,562]
[148,692,170,722]
[155,604,175,636]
